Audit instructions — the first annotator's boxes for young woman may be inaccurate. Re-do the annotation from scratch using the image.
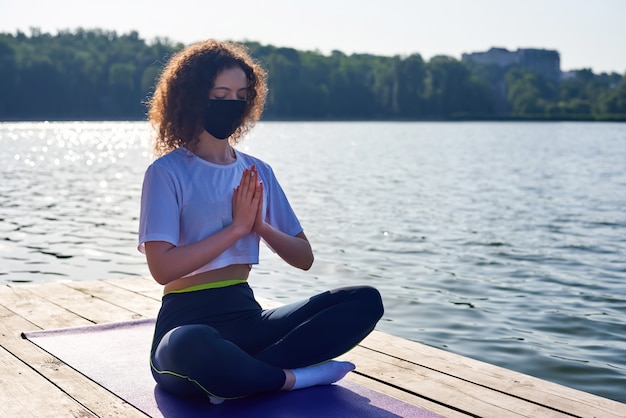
[139,39,384,403]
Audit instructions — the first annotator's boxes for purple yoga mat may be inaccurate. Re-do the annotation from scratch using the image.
[23,318,441,418]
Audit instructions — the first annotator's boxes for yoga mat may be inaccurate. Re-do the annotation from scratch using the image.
[23,318,441,418]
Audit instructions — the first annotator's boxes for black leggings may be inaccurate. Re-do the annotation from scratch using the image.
[150,283,384,399]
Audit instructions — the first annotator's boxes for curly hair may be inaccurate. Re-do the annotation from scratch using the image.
[148,40,268,157]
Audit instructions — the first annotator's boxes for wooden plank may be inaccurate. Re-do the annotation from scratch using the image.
[0,346,98,418]
[0,284,92,329]
[346,372,468,417]
[103,276,163,300]
[341,346,569,418]
[0,305,145,417]
[22,282,142,325]
[361,330,626,417]
[64,280,160,319]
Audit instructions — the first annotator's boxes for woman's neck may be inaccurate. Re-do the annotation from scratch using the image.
[192,134,236,165]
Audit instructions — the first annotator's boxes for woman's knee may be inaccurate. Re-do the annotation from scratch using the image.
[351,284,383,304]
[332,285,384,321]
[357,286,384,320]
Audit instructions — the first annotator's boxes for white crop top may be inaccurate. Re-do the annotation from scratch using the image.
[138,147,302,276]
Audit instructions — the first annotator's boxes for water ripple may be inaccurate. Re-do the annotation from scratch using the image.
[1,121,625,403]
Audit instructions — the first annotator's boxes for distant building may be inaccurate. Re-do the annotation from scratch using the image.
[462,47,561,82]
[461,47,518,68]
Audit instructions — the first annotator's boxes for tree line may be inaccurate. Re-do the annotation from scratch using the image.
[1,29,625,121]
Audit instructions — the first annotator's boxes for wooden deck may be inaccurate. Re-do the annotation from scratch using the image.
[1,277,624,417]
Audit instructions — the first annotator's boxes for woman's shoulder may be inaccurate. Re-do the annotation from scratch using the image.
[149,147,192,168]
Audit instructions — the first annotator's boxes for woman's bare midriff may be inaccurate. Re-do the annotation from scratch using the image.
[162,264,251,294]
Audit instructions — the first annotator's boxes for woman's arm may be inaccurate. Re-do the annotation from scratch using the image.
[253,185,314,270]
[257,227,314,271]
[145,225,245,285]
[145,166,262,285]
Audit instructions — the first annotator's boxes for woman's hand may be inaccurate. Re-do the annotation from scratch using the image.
[252,178,266,233]
[233,164,314,271]
[232,165,262,236]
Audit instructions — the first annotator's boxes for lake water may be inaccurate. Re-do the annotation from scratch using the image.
[1,121,625,403]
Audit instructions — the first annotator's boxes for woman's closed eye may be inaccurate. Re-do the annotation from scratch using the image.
[211,97,247,101]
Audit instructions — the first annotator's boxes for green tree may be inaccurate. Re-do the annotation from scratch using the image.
[505,67,557,116]
[0,36,18,116]
[393,54,426,118]
[425,56,493,118]
[597,74,626,115]
[0,29,622,121]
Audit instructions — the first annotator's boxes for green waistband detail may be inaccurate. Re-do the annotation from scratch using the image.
[164,279,247,295]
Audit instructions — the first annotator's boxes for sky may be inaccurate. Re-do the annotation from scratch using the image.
[1,0,625,74]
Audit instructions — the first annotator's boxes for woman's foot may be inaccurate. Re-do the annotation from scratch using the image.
[284,360,355,390]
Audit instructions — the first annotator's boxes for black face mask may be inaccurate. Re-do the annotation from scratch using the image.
[202,100,246,140]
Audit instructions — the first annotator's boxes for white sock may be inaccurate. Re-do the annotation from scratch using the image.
[291,360,355,390]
